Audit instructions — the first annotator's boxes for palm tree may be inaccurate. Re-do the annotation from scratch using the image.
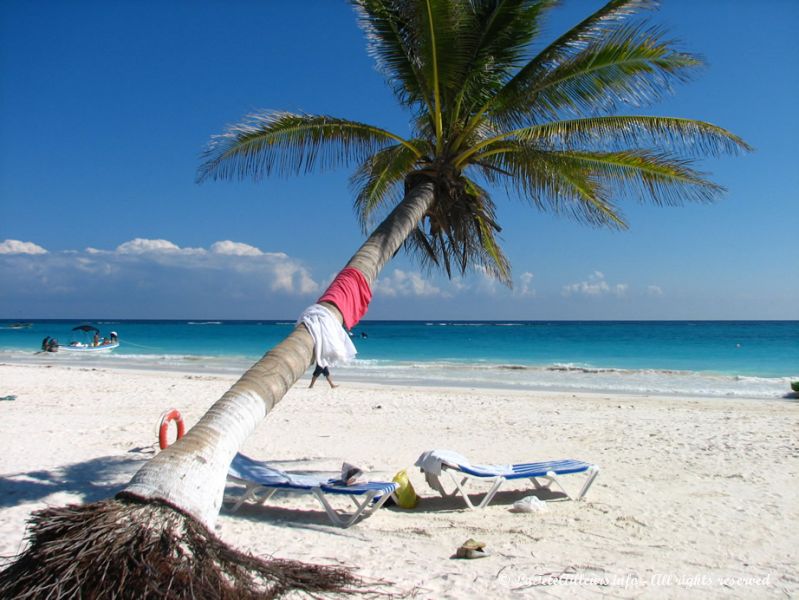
[0,1,749,597]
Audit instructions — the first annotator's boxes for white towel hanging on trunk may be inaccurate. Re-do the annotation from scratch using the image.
[298,303,357,368]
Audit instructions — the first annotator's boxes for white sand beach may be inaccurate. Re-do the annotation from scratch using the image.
[0,362,796,598]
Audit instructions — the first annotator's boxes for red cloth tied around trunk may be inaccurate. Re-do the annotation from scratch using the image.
[317,267,372,330]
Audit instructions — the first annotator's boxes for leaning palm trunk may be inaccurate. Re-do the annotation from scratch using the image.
[0,180,434,599]
[123,179,434,527]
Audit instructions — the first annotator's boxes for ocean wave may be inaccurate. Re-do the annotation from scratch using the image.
[0,350,792,399]
[544,363,688,376]
[423,322,525,327]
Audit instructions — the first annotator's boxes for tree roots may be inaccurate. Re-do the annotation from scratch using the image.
[0,497,373,599]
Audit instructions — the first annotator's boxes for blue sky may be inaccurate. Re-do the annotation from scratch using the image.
[1,0,797,320]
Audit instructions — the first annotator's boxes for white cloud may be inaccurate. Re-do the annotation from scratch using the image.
[0,239,321,317]
[380,267,533,300]
[563,271,627,297]
[0,239,48,255]
[516,271,535,297]
[116,238,183,254]
[374,269,445,298]
[210,240,263,256]
[647,285,664,296]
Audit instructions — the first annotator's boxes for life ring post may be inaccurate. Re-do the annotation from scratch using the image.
[158,408,185,450]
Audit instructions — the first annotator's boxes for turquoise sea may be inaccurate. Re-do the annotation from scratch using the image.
[1,320,797,399]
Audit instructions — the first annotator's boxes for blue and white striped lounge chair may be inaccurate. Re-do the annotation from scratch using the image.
[416,450,599,510]
[225,453,398,528]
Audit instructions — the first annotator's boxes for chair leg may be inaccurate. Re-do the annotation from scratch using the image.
[227,484,259,512]
[257,488,279,505]
[541,471,572,500]
[225,484,280,512]
[445,471,507,509]
[425,472,458,498]
[530,476,553,492]
[576,465,600,500]
[312,490,384,528]
[538,466,599,501]
[477,477,506,509]
[445,471,477,509]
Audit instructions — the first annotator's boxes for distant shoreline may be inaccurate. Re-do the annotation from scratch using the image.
[1,353,794,401]
[2,320,796,399]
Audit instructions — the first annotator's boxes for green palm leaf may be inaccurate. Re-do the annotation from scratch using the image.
[556,149,725,206]
[353,0,434,113]
[404,173,512,283]
[481,146,627,228]
[351,141,429,230]
[456,114,751,166]
[493,0,659,118]
[515,24,702,122]
[451,0,558,128]
[512,116,752,157]
[197,112,417,183]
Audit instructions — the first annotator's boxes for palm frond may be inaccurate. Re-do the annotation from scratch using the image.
[530,25,699,119]
[499,115,751,157]
[403,173,512,284]
[481,142,726,230]
[555,149,725,206]
[493,0,658,114]
[351,141,429,230]
[197,112,417,182]
[478,145,628,228]
[418,0,450,149]
[352,0,434,113]
[495,24,701,126]
[450,0,558,128]
[465,177,512,283]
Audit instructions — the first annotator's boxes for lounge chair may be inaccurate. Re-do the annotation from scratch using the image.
[416,449,599,510]
[225,453,398,527]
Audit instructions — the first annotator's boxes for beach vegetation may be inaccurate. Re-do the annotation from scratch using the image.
[0,1,749,597]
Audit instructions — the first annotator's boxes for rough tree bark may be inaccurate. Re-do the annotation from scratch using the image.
[122,179,435,527]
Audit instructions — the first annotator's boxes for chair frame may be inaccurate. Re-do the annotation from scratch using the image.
[225,475,397,528]
[424,462,599,510]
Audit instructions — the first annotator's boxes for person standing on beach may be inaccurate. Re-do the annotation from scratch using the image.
[309,363,338,389]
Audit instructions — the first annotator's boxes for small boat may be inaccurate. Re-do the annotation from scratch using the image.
[59,341,120,353]
[8,322,33,329]
[43,325,120,353]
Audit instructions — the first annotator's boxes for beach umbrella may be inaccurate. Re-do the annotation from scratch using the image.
[0,1,750,597]
[72,325,100,333]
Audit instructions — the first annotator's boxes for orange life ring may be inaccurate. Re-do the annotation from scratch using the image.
[158,408,185,449]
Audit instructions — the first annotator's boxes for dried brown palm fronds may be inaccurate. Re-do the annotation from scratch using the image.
[0,496,378,599]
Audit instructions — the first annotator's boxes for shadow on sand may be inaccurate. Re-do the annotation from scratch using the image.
[405,487,568,513]
[0,450,152,508]
[220,482,568,530]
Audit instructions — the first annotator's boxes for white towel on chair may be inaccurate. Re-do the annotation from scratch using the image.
[298,303,357,368]
[414,449,472,475]
[415,449,511,476]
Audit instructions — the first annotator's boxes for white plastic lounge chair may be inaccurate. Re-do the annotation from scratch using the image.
[416,449,599,510]
[225,453,398,527]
